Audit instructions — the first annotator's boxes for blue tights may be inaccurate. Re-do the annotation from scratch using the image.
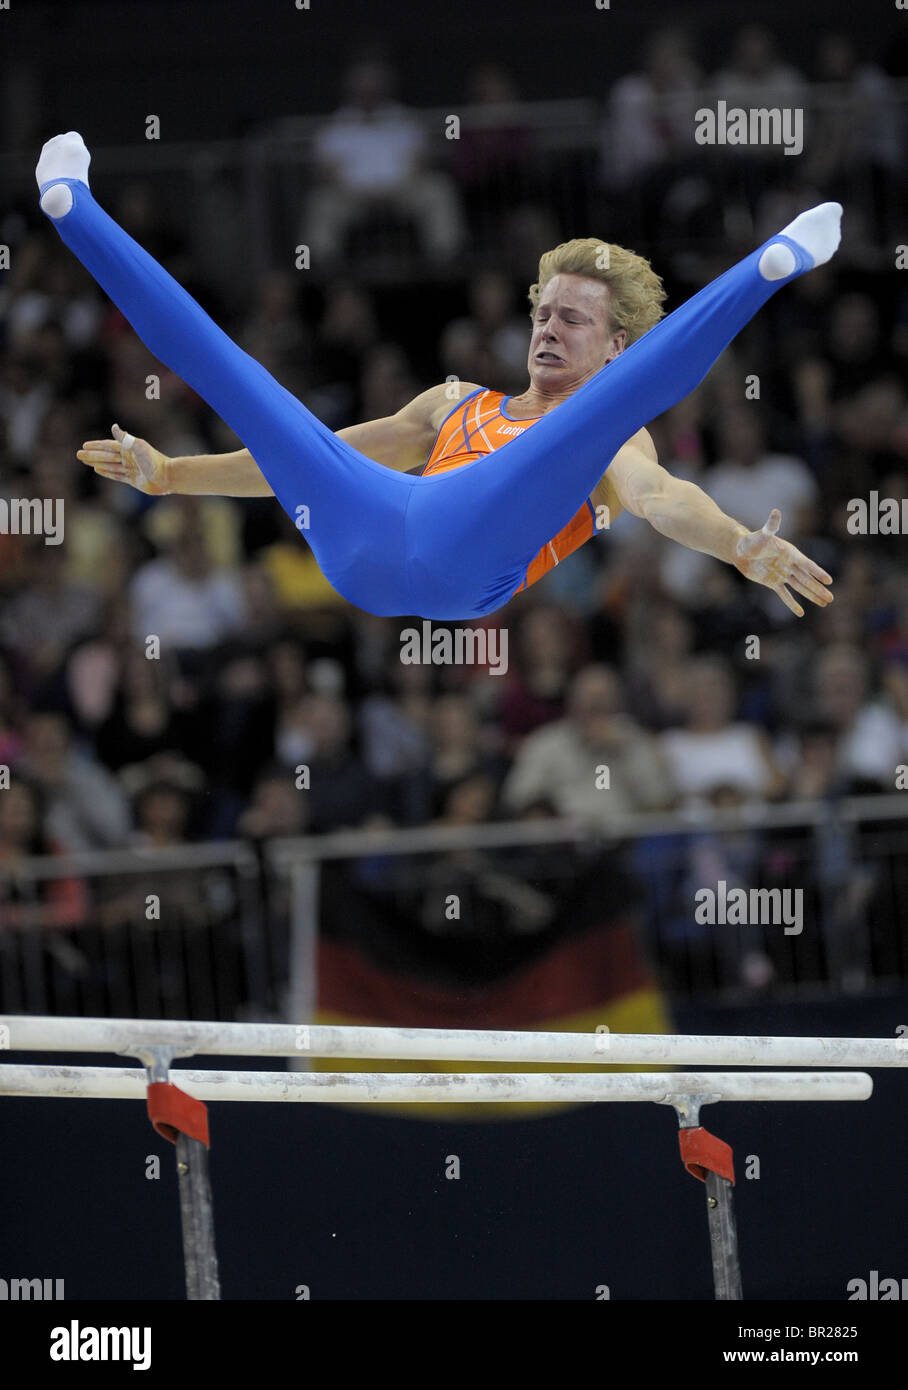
[42,179,811,618]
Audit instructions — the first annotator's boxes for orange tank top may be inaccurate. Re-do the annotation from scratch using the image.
[419,388,597,596]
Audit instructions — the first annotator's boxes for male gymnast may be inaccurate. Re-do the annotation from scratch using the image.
[35,132,839,620]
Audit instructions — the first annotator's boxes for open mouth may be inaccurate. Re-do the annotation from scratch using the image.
[536,352,564,364]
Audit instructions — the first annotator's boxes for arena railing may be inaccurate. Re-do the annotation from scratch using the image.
[3,792,908,1016]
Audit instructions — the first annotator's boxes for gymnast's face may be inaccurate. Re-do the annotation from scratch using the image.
[528,274,627,392]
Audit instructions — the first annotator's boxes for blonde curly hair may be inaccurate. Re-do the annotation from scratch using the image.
[528,238,667,345]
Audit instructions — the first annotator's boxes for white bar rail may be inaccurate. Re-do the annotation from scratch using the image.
[1,1016,906,1068]
[0,1065,875,1105]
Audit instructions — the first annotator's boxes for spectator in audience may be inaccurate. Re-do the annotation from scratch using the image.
[495,602,586,745]
[308,282,380,424]
[94,646,186,771]
[705,406,819,538]
[240,271,310,396]
[659,655,784,808]
[358,341,423,423]
[0,776,89,929]
[305,58,466,268]
[131,779,194,849]
[129,502,246,651]
[14,710,131,850]
[810,643,906,790]
[711,24,806,111]
[806,33,902,245]
[439,270,529,395]
[785,718,849,800]
[502,664,675,828]
[0,541,101,692]
[448,62,532,227]
[358,657,433,781]
[238,763,311,840]
[397,692,506,824]
[599,25,704,240]
[707,25,807,219]
[0,348,54,465]
[823,293,892,398]
[284,692,384,831]
[625,602,695,730]
[0,653,25,766]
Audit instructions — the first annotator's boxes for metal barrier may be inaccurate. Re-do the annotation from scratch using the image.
[2,83,904,287]
[3,795,908,1019]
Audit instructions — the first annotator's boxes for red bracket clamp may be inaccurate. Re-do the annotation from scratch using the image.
[147,1082,210,1148]
[678,1126,735,1185]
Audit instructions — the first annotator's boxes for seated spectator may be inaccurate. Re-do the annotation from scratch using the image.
[823,293,892,398]
[281,692,384,832]
[238,763,310,840]
[0,348,54,466]
[308,282,380,424]
[358,342,423,423]
[805,33,901,244]
[0,652,24,766]
[625,602,695,730]
[448,61,531,214]
[439,270,530,396]
[0,542,101,691]
[305,58,466,268]
[0,776,89,929]
[705,406,819,537]
[131,779,194,849]
[710,24,806,112]
[784,719,849,800]
[14,710,131,850]
[239,271,310,395]
[400,686,506,817]
[502,664,675,828]
[129,502,246,651]
[599,27,701,192]
[659,656,783,808]
[811,643,906,789]
[495,602,586,746]
[94,647,187,772]
[358,657,433,780]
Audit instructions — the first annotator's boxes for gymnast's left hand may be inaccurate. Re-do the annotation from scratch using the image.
[76,424,171,495]
[734,508,833,617]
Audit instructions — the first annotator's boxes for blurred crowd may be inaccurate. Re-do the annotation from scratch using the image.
[1,21,908,907]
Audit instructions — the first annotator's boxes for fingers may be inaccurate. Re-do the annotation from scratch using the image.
[77,432,138,486]
[77,444,120,465]
[89,464,132,483]
[774,583,805,618]
[799,555,832,585]
[788,565,833,607]
[762,508,782,536]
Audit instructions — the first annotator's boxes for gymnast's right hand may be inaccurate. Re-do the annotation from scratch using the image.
[77,423,171,495]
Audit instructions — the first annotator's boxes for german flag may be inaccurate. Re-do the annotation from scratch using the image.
[305,841,672,1118]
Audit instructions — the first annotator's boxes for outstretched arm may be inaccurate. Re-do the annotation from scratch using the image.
[605,431,833,617]
[76,383,479,496]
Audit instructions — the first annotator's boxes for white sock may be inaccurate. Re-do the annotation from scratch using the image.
[758,202,843,281]
[36,132,91,219]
